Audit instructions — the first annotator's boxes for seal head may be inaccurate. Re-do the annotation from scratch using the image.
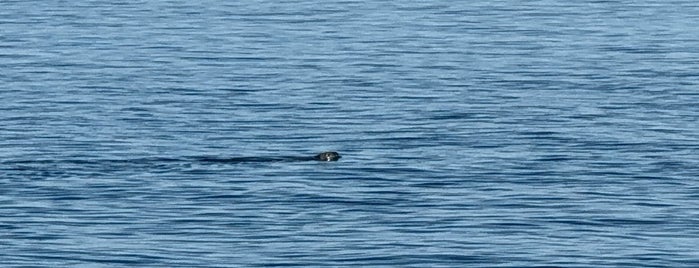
[314,151,341,161]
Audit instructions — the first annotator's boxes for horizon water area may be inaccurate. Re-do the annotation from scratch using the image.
[2,0,699,267]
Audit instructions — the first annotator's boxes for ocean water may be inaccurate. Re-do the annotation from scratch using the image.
[2,0,699,267]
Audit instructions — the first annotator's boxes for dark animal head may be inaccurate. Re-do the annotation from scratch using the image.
[315,151,341,161]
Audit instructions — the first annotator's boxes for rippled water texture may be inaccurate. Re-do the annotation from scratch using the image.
[2,1,699,267]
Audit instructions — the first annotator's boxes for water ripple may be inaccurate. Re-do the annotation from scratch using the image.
[2,0,699,267]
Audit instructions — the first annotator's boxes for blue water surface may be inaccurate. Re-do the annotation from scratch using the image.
[2,0,699,267]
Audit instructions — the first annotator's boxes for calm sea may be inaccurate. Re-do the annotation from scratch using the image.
[2,1,699,267]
